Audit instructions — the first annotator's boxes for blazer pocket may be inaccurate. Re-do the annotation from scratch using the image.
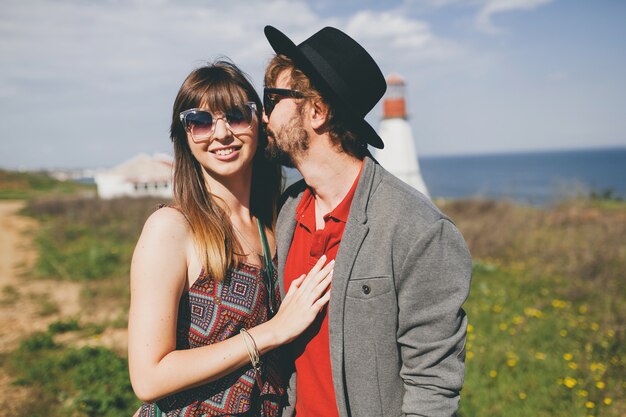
[345,276,393,300]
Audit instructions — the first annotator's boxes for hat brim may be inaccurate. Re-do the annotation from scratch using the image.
[264,26,384,149]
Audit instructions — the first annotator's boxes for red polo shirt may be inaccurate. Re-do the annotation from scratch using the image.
[283,163,363,417]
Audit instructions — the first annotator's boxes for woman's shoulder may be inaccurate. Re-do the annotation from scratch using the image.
[141,205,192,241]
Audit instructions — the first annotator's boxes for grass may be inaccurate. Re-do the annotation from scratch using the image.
[2,193,624,416]
[5,322,140,417]
[439,199,626,417]
[25,196,165,281]
[460,263,624,416]
[0,169,94,200]
[1,195,165,417]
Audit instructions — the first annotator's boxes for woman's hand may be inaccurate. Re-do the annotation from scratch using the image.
[268,255,334,344]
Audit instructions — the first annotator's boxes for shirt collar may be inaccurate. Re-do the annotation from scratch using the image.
[294,160,364,225]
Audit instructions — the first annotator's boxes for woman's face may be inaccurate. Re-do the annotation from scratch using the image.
[185,99,259,183]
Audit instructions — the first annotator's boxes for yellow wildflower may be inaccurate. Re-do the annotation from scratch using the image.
[577,390,588,397]
[467,324,474,333]
[518,392,527,400]
[498,322,508,331]
[590,322,599,331]
[563,377,577,388]
[585,401,595,409]
[590,362,606,372]
[489,370,497,378]
[595,381,605,389]
[512,315,524,325]
[568,362,578,370]
[563,353,573,361]
[603,397,612,406]
[534,352,546,360]
[492,304,503,313]
[507,358,517,367]
[578,305,588,314]
[607,329,615,337]
[560,329,568,337]
[466,351,474,360]
[524,307,544,318]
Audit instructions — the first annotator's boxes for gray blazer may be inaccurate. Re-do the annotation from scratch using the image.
[276,156,472,417]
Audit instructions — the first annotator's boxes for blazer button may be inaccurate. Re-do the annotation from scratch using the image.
[362,284,371,295]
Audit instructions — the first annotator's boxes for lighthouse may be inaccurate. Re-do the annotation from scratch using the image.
[373,74,430,198]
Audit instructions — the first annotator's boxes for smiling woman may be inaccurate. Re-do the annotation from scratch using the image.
[127,60,335,416]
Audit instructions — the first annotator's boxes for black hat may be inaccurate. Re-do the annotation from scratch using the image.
[264,25,387,149]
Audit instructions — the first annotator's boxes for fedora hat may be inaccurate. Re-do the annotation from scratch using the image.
[264,25,387,149]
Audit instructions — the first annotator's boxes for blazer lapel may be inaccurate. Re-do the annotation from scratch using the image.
[328,156,377,417]
[276,196,300,299]
[329,220,368,416]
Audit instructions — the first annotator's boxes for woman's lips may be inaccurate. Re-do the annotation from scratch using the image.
[210,146,241,161]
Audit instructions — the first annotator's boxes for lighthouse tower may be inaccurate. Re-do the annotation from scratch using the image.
[373,74,430,197]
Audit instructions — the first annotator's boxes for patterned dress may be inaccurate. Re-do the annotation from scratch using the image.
[138,260,285,417]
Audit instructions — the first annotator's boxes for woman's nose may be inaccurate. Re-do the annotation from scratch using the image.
[212,117,231,140]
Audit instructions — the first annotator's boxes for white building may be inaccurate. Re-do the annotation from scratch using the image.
[95,153,174,199]
[373,74,430,198]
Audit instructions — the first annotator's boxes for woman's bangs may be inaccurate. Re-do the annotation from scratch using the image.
[200,79,249,113]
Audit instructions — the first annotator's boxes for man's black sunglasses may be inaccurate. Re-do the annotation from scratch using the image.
[263,88,305,117]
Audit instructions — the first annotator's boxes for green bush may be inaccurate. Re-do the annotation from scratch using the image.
[26,196,165,281]
[48,318,81,334]
[9,331,140,417]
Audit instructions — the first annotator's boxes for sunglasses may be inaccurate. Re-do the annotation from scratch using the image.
[179,102,257,142]
[263,88,305,117]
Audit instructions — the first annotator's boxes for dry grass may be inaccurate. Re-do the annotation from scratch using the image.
[440,197,626,332]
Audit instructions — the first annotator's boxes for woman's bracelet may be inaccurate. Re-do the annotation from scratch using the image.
[240,328,262,388]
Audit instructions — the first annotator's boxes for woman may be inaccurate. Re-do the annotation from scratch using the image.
[128,61,333,417]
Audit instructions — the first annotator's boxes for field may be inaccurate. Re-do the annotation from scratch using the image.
[441,199,626,416]
[0,169,95,200]
[0,171,624,416]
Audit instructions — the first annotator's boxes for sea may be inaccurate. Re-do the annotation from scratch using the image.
[285,147,626,206]
[419,147,626,205]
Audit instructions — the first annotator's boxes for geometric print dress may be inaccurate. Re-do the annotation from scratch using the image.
[138,259,285,417]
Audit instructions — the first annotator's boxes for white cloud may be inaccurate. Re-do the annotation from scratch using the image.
[4,0,595,169]
[344,11,462,62]
[475,0,554,34]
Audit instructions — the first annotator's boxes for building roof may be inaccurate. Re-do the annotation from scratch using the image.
[101,153,173,183]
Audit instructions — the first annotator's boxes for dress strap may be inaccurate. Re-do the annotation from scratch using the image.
[256,219,276,316]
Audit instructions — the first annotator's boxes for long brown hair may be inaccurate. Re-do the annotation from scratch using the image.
[171,60,282,280]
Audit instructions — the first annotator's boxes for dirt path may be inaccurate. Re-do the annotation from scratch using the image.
[0,200,82,351]
[0,200,83,414]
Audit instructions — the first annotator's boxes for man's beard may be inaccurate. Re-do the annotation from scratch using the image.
[264,112,309,168]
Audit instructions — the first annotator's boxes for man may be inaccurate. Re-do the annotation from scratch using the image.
[262,25,472,417]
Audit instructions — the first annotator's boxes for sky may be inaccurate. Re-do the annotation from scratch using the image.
[1,0,625,170]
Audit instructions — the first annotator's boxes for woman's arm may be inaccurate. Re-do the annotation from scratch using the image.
[128,208,332,403]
